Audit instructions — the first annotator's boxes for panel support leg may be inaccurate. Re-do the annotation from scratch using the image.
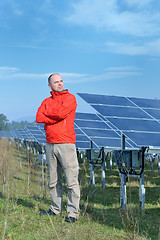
[102,160,105,189]
[120,173,127,209]
[139,173,145,210]
[90,164,95,186]
[110,152,112,171]
[158,156,160,173]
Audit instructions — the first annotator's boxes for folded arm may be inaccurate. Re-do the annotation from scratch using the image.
[36,100,59,124]
[43,94,77,120]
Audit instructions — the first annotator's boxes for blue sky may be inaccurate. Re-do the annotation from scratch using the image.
[1,0,160,122]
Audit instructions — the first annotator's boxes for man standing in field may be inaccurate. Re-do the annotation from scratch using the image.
[36,73,80,223]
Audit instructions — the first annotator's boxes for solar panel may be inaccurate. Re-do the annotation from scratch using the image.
[77,93,134,106]
[91,105,152,119]
[123,132,160,147]
[18,128,32,141]
[11,129,22,139]
[109,118,160,132]
[128,97,160,109]
[143,109,160,120]
[0,131,13,138]
[75,112,136,149]
[26,125,46,144]
[77,93,160,149]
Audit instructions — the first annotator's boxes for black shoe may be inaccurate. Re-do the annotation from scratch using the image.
[40,209,56,216]
[65,217,76,223]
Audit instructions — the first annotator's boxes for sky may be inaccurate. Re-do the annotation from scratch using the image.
[1,0,160,122]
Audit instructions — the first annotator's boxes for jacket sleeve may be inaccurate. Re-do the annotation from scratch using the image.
[43,94,77,120]
[36,100,59,124]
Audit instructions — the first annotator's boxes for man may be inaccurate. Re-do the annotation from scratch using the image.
[36,73,80,223]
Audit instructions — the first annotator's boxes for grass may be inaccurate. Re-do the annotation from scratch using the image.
[0,138,160,240]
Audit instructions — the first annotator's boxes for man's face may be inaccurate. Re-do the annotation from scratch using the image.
[48,74,64,92]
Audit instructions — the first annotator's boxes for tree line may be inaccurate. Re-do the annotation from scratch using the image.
[0,114,35,131]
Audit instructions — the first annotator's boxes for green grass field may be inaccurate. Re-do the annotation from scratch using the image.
[0,138,160,240]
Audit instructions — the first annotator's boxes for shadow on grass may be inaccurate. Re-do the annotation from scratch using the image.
[13,176,23,181]
[32,195,51,206]
[16,198,35,208]
[0,191,5,199]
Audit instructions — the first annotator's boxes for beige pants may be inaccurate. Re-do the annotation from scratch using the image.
[46,143,80,218]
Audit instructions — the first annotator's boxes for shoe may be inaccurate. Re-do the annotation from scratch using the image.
[40,209,56,216]
[65,217,76,223]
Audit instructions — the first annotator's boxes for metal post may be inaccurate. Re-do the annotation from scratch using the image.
[120,133,127,209]
[120,173,127,209]
[101,147,105,189]
[158,155,160,173]
[121,133,125,150]
[90,164,95,185]
[139,172,145,210]
[151,156,154,170]
[90,140,95,185]
[33,147,36,155]
[41,145,46,189]
[110,152,112,171]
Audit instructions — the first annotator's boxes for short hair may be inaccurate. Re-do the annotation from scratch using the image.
[48,73,61,84]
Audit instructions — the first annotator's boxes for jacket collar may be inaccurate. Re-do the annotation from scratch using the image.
[50,89,68,97]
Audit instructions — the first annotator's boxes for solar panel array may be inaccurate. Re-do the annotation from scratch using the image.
[9,125,46,145]
[75,112,135,149]
[77,93,160,149]
[0,131,13,138]
[26,125,46,144]
[1,112,133,150]
[2,93,160,150]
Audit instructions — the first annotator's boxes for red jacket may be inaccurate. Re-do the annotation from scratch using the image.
[36,90,77,144]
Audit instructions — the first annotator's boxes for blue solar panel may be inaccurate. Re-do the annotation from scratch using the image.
[76,112,101,120]
[124,132,160,147]
[82,128,119,138]
[78,93,134,106]
[108,118,160,132]
[128,97,160,109]
[144,109,160,120]
[76,134,90,142]
[90,138,122,148]
[75,141,91,149]
[19,128,34,141]
[91,105,152,119]
[11,129,22,139]
[74,120,92,149]
[75,112,135,149]
[75,128,84,134]
[75,119,111,129]
[77,93,160,148]
[26,125,46,144]
[0,131,13,138]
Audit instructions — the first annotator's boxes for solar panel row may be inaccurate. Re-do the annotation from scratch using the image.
[77,93,160,149]
[1,93,160,150]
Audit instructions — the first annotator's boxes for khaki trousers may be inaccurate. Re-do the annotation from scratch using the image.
[46,143,80,218]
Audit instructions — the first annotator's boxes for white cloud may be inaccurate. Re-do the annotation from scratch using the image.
[105,42,147,55]
[105,39,160,55]
[0,67,48,80]
[122,0,153,8]
[65,0,160,37]
[61,70,141,83]
[105,66,143,71]
[0,66,141,83]
[4,0,23,16]
[0,66,19,77]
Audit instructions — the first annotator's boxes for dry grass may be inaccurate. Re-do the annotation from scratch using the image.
[0,138,159,240]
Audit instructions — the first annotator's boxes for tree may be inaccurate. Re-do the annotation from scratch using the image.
[0,114,9,131]
[8,120,36,130]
